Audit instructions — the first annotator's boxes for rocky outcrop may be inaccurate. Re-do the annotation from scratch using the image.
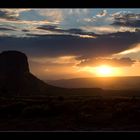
[0,50,57,97]
[0,51,29,76]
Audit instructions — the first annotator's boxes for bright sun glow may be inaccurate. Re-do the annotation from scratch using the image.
[95,65,119,77]
[77,65,121,77]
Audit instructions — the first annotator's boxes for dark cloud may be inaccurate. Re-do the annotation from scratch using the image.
[0,31,139,60]
[37,25,98,37]
[112,13,140,27]
[77,57,136,67]
[22,29,29,32]
[112,20,140,27]
[0,25,17,31]
[0,27,15,31]
[37,25,58,31]
[66,28,97,36]
[135,29,140,32]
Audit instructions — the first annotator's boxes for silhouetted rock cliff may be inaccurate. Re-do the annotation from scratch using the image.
[0,50,58,97]
[0,51,29,76]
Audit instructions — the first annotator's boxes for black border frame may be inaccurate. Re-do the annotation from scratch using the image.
[0,0,140,138]
[0,0,139,8]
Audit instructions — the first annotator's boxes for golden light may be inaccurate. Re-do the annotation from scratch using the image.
[77,65,121,77]
[95,65,120,77]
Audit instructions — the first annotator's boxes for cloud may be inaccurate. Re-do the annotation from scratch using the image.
[0,18,56,26]
[0,9,58,36]
[0,25,17,31]
[0,27,15,31]
[79,35,97,38]
[30,55,78,66]
[37,9,63,23]
[96,10,107,17]
[77,57,136,67]
[1,9,138,38]
[81,25,136,34]
[81,10,113,28]
[37,9,91,29]
[22,29,30,32]
[116,44,140,55]
[113,43,140,59]
[0,31,139,60]
[0,9,90,32]
[29,55,80,80]
[0,9,30,20]
[0,18,58,38]
[67,9,89,15]
[36,25,98,37]
[83,17,96,22]
[37,25,58,31]
[111,12,140,27]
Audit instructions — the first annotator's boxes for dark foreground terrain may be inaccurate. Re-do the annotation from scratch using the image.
[1,91,140,131]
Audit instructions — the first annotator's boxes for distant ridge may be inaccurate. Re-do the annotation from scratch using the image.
[46,76,140,90]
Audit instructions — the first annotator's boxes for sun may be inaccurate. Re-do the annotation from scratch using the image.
[95,65,117,77]
[78,65,121,77]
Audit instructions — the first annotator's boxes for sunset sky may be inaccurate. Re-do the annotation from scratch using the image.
[0,9,140,80]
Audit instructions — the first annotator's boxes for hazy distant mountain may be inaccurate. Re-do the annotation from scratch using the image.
[46,77,140,90]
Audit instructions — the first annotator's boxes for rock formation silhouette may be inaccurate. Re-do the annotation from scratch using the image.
[0,51,29,78]
[0,50,58,97]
